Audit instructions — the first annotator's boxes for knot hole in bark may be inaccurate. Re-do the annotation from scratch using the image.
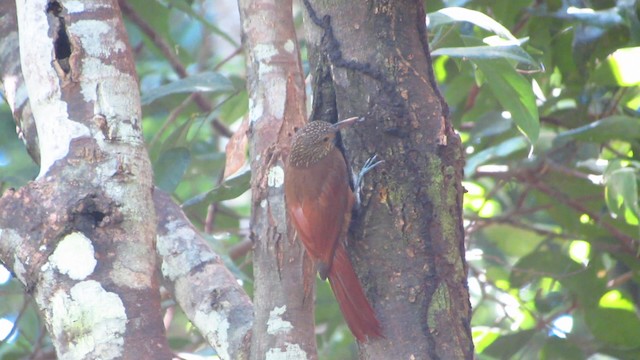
[46,0,72,74]
[70,194,116,234]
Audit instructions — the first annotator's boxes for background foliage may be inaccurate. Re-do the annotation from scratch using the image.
[1,0,639,358]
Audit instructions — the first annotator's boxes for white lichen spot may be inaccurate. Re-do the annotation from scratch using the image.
[64,1,85,14]
[267,306,292,335]
[13,255,27,285]
[260,199,267,208]
[270,80,287,120]
[253,43,278,74]
[267,166,284,188]
[249,97,264,124]
[194,309,230,360]
[50,281,126,360]
[49,232,97,280]
[283,39,295,53]
[265,343,308,360]
[69,20,126,58]
[157,221,216,281]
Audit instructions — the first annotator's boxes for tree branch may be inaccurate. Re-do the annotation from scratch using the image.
[154,189,253,360]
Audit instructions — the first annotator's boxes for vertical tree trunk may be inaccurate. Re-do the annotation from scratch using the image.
[0,0,172,358]
[302,1,473,358]
[238,0,318,358]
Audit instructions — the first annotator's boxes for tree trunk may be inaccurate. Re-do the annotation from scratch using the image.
[302,1,473,358]
[238,0,318,358]
[0,0,173,358]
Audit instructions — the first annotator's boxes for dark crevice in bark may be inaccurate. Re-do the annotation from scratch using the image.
[46,0,72,74]
[302,0,407,122]
[414,2,449,120]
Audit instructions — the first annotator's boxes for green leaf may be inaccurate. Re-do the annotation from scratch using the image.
[472,327,501,353]
[141,72,235,105]
[540,337,584,360]
[219,90,249,124]
[427,7,517,41]
[509,251,584,288]
[464,137,528,176]
[555,116,640,143]
[482,329,536,358]
[432,45,540,69]
[604,167,640,224]
[591,47,640,86]
[154,147,191,193]
[549,7,623,28]
[585,308,640,348]
[474,59,540,143]
[182,167,251,207]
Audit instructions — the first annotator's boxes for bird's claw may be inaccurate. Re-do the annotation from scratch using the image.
[354,154,384,208]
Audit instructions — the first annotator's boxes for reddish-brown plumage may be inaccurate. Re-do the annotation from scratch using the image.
[284,118,382,341]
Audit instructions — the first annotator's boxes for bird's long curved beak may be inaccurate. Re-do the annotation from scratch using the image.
[332,117,363,131]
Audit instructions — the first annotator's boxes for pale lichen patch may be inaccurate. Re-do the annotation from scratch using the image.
[50,280,126,360]
[49,232,97,280]
[69,20,126,58]
[194,309,231,360]
[265,343,308,360]
[283,39,295,53]
[267,166,284,188]
[267,305,292,335]
[157,221,216,281]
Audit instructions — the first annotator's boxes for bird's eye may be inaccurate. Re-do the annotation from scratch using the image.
[323,137,329,142]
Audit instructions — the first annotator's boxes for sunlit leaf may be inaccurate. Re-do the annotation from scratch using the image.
[604,166,640,224]
[555,116,640,143]
[591,47,640,86]
[548,6,624,28]
[599,290,635,311]
[432,45,540,69]
[472,327,500,353]
[464,137,528,175]
[181,167,251,207]
[427,7,518,41]
[474,59,540,143]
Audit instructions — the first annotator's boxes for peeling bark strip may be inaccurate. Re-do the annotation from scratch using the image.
[0,0,173,358]
[302,0,473,358]
[238,0,318,358]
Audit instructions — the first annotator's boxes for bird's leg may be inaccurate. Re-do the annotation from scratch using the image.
[353,155,384,209]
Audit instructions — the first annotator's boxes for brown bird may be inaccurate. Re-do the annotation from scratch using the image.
[284,117,382,341]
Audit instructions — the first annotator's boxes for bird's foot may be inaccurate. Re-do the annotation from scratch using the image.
[354,155,384,209]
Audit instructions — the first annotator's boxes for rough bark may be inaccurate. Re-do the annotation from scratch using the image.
[238,0,318,358]
[1,2,255,358]
[155,189,253,360]
[0,0,39,164]
[0,0,172,358]
[302,1,473,358]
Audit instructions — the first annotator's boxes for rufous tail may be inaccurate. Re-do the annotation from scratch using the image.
[327,244,383,342]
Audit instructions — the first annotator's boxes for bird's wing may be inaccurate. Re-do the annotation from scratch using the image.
[285,150,354,274]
